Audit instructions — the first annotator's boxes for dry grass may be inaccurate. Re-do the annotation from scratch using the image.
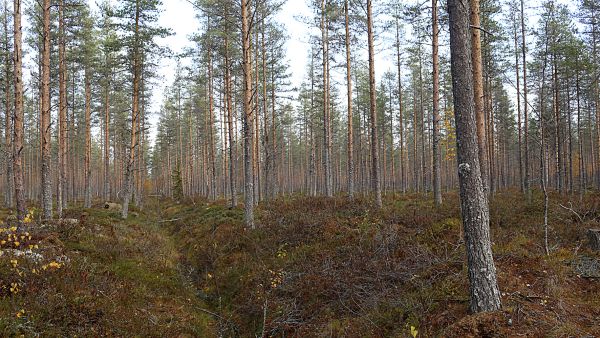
[1,191,598,337]
[168,191,600,337]
[0,200,214,337]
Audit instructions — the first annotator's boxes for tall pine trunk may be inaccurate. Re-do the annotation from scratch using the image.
[470,0,489,194]
[40,0,51,219]
[395,13,405,194]
[513,13,524,193]
[12,0,25,226]
[58,0,67,216]
[103,75,110,201]
[206,28,217,200]
[321,0,332,197]
[521,0,530,198]
[225,35,237,207]
[241,0,255,228]
[344,0,354,199]
[367,0,381,208]
[3,0,12,208]
[432,0,442,205]
[84,69,92,208]
[122,0,140,219]
[448,0,501,313]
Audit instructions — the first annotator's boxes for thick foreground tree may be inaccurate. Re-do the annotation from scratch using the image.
[121,0,141,219]
[448,0,501,313]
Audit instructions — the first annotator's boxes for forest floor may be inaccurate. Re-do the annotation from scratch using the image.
[0,191,599,337]
[0,200,214,336]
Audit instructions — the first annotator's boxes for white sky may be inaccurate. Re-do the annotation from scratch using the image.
[153,0,319,88]
[146,0,317,142]
[148,0,401,142]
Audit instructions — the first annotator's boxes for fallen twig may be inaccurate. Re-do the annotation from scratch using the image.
[158,218,181,223]
[559,202,583,223]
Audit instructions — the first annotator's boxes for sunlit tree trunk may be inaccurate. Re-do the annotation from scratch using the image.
[470,0,489,193]
[12,0,25,225]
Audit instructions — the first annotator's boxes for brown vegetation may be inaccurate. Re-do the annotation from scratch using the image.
[168,192,599,336]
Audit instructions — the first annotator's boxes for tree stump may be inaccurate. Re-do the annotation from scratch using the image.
[588,229,600,251]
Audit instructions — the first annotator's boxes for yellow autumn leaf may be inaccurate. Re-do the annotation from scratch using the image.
[410,326,418,338]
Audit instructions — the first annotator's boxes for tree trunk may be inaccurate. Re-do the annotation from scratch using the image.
[321,0,332,197]
[553,54,563,193]
[84,69,92,208]
[521,0,530,198]
[513,14,524,193]
[40,0,52,219]
[448,0,501,313]
[432,0,442,206]
[225,35,237,207]
[104,75,110,201]
[241,0,255,228]
[12,0,25,225]
[396,13,405,194]
[206,28,217,200]
[58,0,67,217]
[122,0,140,219]
[576,57,585,199]
[345,0,354,199]
[470,0,489,193]
[366,0,381,208]
[3,0,12,208]
[261,18,271,199]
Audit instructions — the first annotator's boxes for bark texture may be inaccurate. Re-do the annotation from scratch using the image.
[470,0,489,193]
[40,0,52,219]
[241,0,255,228]
[84,70,92,208]
[3,0,12,208]
[58,0,67,217]
[367,0,382,208]
[448,0,502,313]
[432,0,442,206]
[344,0,354,199]
[13,0,25,225]
[122,0,140,219]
